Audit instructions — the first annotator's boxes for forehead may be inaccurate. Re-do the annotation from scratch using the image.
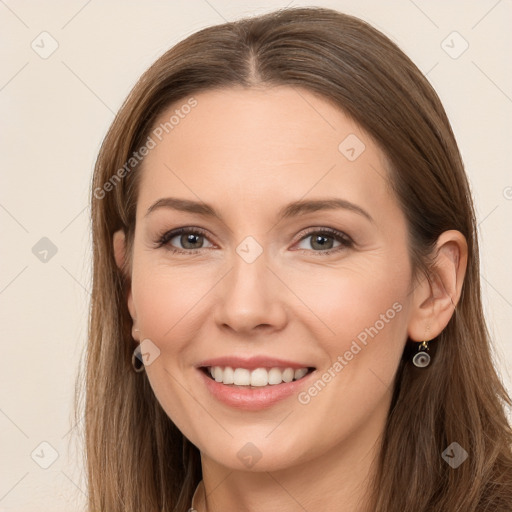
[147,85,371,165]
[136,86,395,222]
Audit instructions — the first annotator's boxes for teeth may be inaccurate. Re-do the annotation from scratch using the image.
[294,368,308,380]
[222,366,234,384]
[233,368,251,386]
[214,367,223,382]
[250,368,268,387]
[268,367,283,385]
[206,366,310,386]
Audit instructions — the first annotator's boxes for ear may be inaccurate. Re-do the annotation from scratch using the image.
[113,229,138,338]
[407,230,468,341]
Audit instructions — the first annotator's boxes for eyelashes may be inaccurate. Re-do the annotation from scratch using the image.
[154,226,354,256]
[293,227,354,255]
[155,227,213,253]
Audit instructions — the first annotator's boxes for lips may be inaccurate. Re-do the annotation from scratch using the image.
[196,356,317,410]
[198,367,316,410]
[196,355,314,371]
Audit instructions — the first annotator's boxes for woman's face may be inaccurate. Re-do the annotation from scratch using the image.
[123,86,416,472]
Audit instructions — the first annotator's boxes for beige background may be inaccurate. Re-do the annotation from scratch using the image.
[1,0,511,510]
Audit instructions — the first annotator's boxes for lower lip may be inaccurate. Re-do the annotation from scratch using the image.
[198,368,315,410]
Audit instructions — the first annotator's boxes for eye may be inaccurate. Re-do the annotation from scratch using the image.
[155,226,353,256]
[155,227,214,254]
[294,228,353,255]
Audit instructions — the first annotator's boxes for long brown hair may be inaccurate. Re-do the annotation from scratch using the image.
[77,7,512,511]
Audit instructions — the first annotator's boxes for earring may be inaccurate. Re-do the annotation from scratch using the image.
[412,340,431,368]
[132,344,145,372]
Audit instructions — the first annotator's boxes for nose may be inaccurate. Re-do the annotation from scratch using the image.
[213,248,288,336]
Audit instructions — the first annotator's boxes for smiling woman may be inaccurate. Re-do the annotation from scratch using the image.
[79,6,512,512]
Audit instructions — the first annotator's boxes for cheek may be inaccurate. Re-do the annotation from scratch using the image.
[285,264,410,460]
[285,255,410,351]
[131,257,214,346]
[129,260,214,436]
[293,257,410,414]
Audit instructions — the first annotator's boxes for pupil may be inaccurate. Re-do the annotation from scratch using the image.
[183,233,201,249]
[313,235,332,250]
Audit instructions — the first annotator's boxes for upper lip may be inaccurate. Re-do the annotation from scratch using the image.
[196,356,315,370]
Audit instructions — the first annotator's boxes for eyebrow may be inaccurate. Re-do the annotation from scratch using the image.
[145,197,374,223]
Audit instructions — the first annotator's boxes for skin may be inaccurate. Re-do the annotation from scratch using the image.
[113,86,467,511]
